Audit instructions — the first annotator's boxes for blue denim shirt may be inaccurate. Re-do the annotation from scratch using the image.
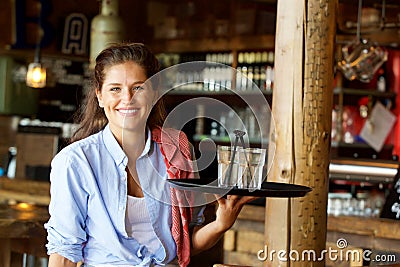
[45,125,204,266]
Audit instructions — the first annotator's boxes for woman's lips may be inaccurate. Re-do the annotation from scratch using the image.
[118,108,139,116]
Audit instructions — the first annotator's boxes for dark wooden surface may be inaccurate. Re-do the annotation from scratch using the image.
[0,203,49,267]
[0,203,49,239]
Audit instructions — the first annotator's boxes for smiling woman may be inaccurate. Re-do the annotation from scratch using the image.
[44,43,257,267]
[95,61,157,143]
[70,43,166,143]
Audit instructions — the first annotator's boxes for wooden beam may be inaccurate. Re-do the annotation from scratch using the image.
[264,0,336,266]
[0,178,50,205]
[235,205,400,242]
[264,0,305,265]
[0,190,50,206]
[0,178,50,196]
[327,216,400,241]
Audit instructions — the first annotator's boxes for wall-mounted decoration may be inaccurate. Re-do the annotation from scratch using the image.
[62,13,88,56]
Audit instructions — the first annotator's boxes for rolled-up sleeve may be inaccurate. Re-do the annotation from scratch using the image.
[44,150,89,263]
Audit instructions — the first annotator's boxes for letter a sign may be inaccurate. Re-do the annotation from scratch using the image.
[62,13,88,55]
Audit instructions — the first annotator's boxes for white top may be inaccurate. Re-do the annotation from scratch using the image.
[125,195,162,254]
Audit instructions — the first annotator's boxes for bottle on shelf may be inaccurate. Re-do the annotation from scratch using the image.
[90,0,125,69]
[203,52,233,91]
[376,67,386,92]
[236,50,275,92]
[265,51,274,91]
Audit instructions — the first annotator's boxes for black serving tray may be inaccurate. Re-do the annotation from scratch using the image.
[167,179,312,198]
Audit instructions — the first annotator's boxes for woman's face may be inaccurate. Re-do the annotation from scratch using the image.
[96,61,157,141]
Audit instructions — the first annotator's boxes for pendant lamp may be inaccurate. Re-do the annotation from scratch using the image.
[26,2,46,88]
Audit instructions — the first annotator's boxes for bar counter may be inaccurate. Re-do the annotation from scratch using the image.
[224,205,400,266]
[1,178,399,266]
[0,178,50,267]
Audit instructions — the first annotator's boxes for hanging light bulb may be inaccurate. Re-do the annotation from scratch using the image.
[26,2,46,88]
[26,62,46,88]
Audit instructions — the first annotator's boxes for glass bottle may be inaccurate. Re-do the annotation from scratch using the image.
[90,0,125,69]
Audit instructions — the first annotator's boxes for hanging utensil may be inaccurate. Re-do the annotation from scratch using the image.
[233,130,254,181]
[224,130,254,187]
[224,132,240,186]
[337,0,388,83]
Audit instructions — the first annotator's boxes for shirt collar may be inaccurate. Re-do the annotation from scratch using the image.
[102,124,153,167]
[102,124,127,167]
[139,128,152,159]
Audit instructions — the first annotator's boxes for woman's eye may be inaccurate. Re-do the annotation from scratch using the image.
[110,87,120,92]
[133,86,144,91]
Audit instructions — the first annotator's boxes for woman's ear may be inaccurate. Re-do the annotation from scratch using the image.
[96,89,104,108]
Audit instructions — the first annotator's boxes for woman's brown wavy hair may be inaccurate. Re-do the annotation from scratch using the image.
[70,43,166,143]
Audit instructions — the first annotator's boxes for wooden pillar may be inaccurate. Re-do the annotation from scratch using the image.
[0,239,11,267]
[264,0,336,266]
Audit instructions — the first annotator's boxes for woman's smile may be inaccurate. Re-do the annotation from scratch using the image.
[96,61,156,141]
[118,107,140,116]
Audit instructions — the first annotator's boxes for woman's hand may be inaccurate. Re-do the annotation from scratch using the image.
[214,195,259,232]
[48,253,77,267]
[191,194,259,255]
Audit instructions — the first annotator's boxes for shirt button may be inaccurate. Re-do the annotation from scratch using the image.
[119,206,123,211]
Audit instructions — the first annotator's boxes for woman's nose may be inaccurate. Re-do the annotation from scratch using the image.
[122,88,135,102]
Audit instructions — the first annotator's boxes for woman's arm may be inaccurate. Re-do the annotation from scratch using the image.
[48,253,78,267]
[46,151,88,264]
[190,195,258,255]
